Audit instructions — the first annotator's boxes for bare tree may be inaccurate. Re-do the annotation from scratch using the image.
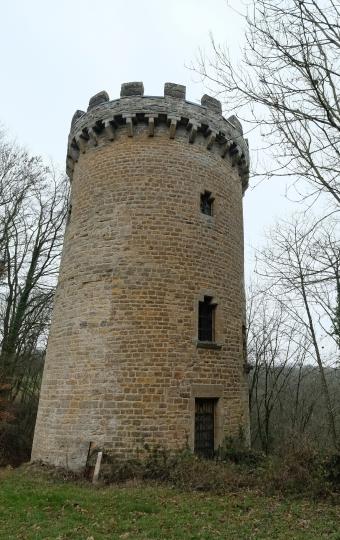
[195,0,340,206]
[308,228,340,352]
[247,287,311,452]
[0,170,67,395]
[0,132,68,462]
[255,215,340,448]
[0,134,43,268]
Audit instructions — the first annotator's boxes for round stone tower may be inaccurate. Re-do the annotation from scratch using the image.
[32,82,250,470]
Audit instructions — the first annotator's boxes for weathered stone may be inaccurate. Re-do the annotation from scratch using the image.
[87,91,109,111]
[164,82,186,99]
[201,94,222,114]
[206,131,217,150]
[32,82,250,471]
[168,116,179,139]
[64,93,250,184]
[148,117,154,136]
[103,120,115,141]
[120,82,144,97]
[71,110,85,129]
[187,120,200,143]
[227,115,243,134]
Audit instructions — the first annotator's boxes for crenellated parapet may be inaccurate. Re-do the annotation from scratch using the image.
[66,82,250,191]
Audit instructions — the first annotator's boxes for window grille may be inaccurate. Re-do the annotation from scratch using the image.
[194,398,216,458]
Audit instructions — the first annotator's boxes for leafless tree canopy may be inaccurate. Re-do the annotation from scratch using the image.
[196,0,340,205]
[0,133,68,463]
[247,289,313,452]
[252,215,340,448]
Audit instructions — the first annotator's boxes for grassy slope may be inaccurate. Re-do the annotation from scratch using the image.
[1,467,340,540]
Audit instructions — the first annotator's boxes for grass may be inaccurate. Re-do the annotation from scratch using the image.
[1,466,340,539]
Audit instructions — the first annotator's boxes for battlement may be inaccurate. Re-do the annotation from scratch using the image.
[66,82,250,191]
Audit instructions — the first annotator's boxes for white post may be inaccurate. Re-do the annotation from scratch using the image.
[92,451,103,484]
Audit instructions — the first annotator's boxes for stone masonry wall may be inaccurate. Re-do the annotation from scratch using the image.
[31,82,250,470]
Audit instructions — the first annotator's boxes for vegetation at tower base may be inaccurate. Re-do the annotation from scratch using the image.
[0,132,68,466]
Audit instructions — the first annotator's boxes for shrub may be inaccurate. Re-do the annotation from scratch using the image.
[0,399,38,467]
[324,453,340,488]
[83,439,337,499]
[92,446,255,493]
[216,436,265,467]
[261,439,331,498]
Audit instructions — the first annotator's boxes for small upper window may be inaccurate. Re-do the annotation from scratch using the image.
[198,296,216,342]
[200,191,214,216]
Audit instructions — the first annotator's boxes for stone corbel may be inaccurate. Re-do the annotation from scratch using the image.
[221,139,232,158]
[206,130,217,150]
[230,144,242,166]
[69,144,80,162]
[146,114,158,137]
[238,155,247,170]
[88,127,99,147]
[187,119,201,144]
[168,116,180,139]
[75,132,88,154]
[103,119,116,141]
[123,114,136,137]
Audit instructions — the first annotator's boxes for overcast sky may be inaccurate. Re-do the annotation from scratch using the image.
[1,0,292,276]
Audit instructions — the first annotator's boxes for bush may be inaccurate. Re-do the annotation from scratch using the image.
[86,441,338,499]
[216,436,265,467]
[91,446,255,493]
[324,453,340,488]
[0,399,38,467]
[260,439,332,498]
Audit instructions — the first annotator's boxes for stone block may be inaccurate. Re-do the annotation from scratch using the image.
[227,114,243,134]
[201,94,222,114]
[120,82,144,97]
[71,110,85,128]
[164,82,186,99]
[87,91,109,111]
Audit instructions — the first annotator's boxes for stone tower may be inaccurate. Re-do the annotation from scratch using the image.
[32,82,250,470]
